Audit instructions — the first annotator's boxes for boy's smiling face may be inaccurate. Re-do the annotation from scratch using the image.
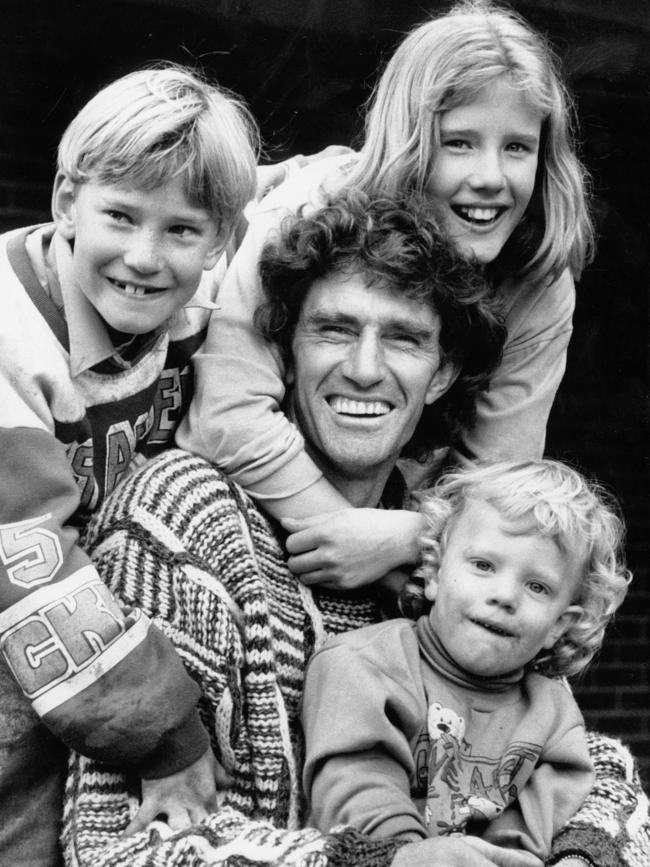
[53,174,224,336]
[425,498,583,678]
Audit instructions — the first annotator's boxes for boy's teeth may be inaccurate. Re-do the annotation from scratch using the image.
[330,397,390,416]
[114,280,147,297]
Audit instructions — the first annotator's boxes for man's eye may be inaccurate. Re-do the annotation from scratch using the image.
[387,332,419,347]
[321,325,353,337]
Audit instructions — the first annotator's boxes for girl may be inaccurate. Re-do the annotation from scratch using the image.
[177,0,595,589]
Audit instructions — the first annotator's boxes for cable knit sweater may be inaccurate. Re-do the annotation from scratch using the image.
[62,450,650,866]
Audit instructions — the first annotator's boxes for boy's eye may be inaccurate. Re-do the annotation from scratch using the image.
[169,225,195,237]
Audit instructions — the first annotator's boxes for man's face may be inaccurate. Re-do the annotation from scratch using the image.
[289,271,455,482]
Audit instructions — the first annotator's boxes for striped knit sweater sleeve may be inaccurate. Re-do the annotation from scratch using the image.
[62,449,404,866]
[61,450,650,867]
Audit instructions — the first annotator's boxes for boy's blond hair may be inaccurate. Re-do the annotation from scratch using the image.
[418,459,631,679]
[57,63,259,234]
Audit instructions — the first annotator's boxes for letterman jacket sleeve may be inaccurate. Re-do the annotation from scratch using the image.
[0,235,208,780]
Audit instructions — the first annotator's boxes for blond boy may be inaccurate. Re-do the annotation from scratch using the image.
[0,64,257,864]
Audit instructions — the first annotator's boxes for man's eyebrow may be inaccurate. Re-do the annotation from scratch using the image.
[303,310,359,327]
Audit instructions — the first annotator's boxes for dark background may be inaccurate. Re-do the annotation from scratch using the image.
[2,0,649,781]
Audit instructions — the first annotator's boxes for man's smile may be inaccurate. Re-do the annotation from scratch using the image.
[328,396,392,417]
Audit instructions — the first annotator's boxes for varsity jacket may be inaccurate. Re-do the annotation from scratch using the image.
[62,450,650,867]
[302,618,593,860]
[0,226,219,862]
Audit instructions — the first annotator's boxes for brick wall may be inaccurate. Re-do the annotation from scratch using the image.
[2,0,649,784]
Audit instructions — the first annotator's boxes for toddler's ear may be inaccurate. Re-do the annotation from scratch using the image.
[421,539,442,602]
[543,604,584,650]
[51,173,78,240]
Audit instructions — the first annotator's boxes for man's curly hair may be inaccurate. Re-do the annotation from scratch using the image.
[255,191,506,460]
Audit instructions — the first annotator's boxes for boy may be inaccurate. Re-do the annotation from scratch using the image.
[0,64,257,863]
[302,459,632,863]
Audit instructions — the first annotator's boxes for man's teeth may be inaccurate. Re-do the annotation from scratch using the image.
[329,397,390,416]
[456,206,501,223]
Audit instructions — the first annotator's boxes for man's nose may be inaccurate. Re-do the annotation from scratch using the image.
[342,332,386,386]
[122,230,164,273]
[468,147,506,192]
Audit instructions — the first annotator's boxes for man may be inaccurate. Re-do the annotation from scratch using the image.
[61,194,650,867]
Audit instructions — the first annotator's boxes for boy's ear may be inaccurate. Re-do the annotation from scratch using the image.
[424,358,459,406]
[51,173,78,240]
[202,232,227,272]
[202,220,235,272]
[543,604,584,650]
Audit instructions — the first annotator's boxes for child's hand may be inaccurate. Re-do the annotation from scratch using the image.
[256,146,353,199]
[124,749,232,835]
[282,508,426,590]
[391,836,543,867]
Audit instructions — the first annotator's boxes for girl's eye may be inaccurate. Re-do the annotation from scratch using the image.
[442,138,471,150]
[506,142,530,154]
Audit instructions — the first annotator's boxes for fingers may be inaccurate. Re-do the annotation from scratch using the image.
[123,802,159,836]
[213,758,234,789]
[464,837,543,867]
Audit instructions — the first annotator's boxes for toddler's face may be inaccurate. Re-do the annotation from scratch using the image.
[427,76,542,265]
[426,498,582,677]
[55,174,223,337]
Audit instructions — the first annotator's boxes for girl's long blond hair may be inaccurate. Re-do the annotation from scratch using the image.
[346,0,595,286]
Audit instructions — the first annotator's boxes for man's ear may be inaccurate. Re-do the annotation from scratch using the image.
[51,173,78,240]
[424,358,459,406]
[543,604,584,650]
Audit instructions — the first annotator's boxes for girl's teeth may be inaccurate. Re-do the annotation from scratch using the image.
[458,207,500,223]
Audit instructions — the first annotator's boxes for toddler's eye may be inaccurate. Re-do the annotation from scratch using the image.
[471,559,493,573]
[106,210,130,223]
[528,581,548,596]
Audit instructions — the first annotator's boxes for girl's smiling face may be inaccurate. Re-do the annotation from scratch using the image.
[427,77,543,265]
